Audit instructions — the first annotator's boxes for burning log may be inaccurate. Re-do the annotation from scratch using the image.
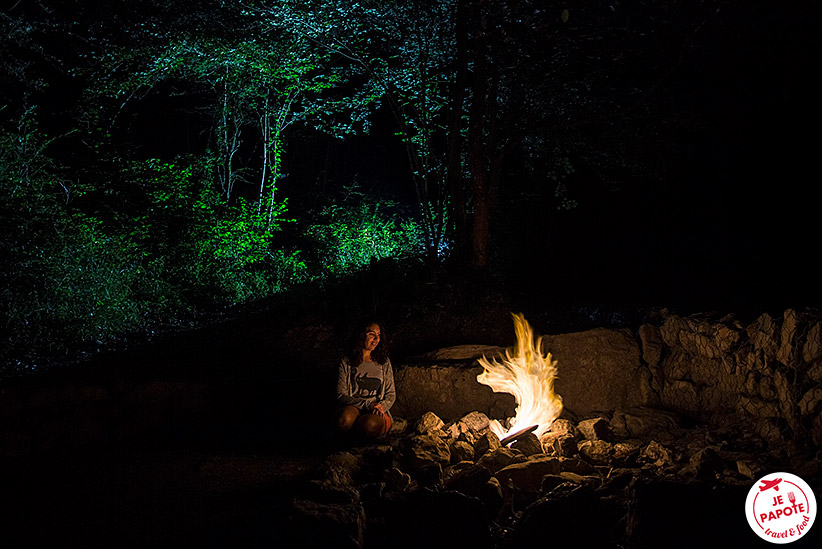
[499,424,539,447]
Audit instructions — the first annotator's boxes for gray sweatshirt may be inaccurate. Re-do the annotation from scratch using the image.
[336,356,396,412]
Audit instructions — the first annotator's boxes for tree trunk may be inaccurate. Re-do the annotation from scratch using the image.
[446,0,469,266]
[466,0,492,271]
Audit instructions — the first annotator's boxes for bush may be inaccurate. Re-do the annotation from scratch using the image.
[304,185,424,280]
[0,111,421,376]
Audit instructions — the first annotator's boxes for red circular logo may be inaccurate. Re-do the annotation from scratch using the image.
[746,472,816,544]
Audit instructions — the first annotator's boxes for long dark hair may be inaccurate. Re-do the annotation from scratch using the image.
[346,320,390,367]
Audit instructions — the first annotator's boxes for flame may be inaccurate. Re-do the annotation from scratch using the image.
[476,313,563,443]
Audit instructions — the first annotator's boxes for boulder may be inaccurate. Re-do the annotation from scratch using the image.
[578,439,613,465]
[476,447,519,474]
[511,432,544,456]
[392,363,515,421]
[403,434,451,470]
[577,417,611,441]
[541,328,645,416]
[494,455,561,492]
[415,411,445,434]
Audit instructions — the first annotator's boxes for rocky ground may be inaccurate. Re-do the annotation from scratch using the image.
[294,409,822,549]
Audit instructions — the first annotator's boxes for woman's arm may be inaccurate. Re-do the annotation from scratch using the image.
[379,359,396,411]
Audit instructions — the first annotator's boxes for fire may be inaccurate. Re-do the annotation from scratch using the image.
[476,313,563,443]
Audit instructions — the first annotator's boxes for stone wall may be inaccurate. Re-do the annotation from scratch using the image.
[642,308,822,446]
[392,328,648,422]
[393,308,822,448]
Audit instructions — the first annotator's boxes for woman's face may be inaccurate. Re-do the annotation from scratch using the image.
[363,323,381,353]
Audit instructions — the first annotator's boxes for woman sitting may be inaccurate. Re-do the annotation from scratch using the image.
[336,320,395,439]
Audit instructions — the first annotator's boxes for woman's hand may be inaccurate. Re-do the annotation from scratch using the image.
[371,403,386,415]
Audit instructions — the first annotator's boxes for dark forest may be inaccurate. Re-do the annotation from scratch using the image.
[3,0,820,373]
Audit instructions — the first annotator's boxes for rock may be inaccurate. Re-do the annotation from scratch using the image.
[449,440,475,463]
[798,387,822,416]
[444,463,491,494]
[457,411,491,433]
[415,411,445,434]
[442,461,476,483]
[659,314,741,359]
[511,432,544,456]
[773,368,800,431]
[457,429,477,445]
[392,363,516,421]
[389,416,408,434]
[661,379,699,413]
[357,482,385,503]
[687,447,726,481]
[479,477,505,519]
[611,407,681,438]
[755,418,789,446]
[638,323,664,368]
[384,467,411,492]
[540,474,569,493]
[736,396,780,418]
[476,447,518,474]
[350,444,394,471]
[777,309,804,367]
[319,451,363,486]
[736,460,761,480]
[494,455,561,492]
[577,417,611,441]
[812,415,822,447]
[541,328,645,416]
[544,433,578,457]
[612,441,642,467]
[547,418,576,436]
[639,441,676,467]
[541,472,600,493]
[578,439,613,465]
[602,468,636,491]
[408,345,507,362]
[473,431,501,459]
[403,434,451,470]
[804,322,822,364]
[559,456,597,475]
[444,464,505,520]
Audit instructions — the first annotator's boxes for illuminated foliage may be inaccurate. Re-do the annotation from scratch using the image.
[305,185,424,279]
[0,108,150,366]
[247,0,456,261]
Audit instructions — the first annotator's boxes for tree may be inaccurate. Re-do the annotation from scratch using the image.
[452,0,727,270]
[91,14,349,228]
[247,0,456,263]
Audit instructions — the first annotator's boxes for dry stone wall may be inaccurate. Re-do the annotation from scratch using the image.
[393,308,822,448]
[644,308,822,447]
